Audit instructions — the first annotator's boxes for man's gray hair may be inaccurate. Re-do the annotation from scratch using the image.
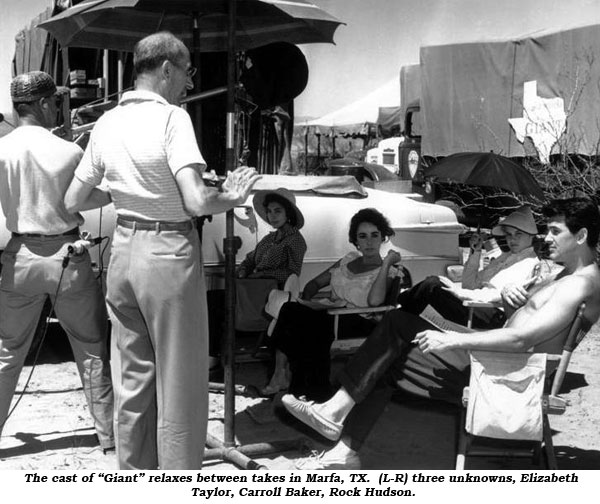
[133,31,188,75]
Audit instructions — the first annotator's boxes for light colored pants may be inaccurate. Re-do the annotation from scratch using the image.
[107,224,208,470]
[0,235,114,448]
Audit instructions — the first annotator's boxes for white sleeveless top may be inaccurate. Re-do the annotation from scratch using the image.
[329,251,397,308]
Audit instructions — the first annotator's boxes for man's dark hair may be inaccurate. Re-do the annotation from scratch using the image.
[542,197,600,248]
[348,208,395,246]
[263,193,297,227]
[133,31,188,75]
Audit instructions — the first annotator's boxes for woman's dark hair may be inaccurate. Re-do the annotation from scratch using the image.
[348,208,395,246]
[542,197,600,248]
[263,193,297,227]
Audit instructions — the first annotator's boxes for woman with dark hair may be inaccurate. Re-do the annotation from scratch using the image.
[260,208,401,400]
[208,188,306,374]
[237,188,306,285]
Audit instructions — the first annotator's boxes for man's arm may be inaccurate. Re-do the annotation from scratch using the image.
[175,165,259,216]
[64,177,112,212]
[415,275,590,354]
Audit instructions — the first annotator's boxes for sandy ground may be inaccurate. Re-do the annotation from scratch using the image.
[1,325,599,471]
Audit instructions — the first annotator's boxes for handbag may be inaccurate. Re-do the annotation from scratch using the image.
[465,351,546,440]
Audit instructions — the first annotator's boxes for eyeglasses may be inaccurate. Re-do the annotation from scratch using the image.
[172,61,197,78]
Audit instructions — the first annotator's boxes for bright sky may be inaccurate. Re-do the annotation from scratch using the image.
[296,0,600,119]
[1,0,599,122]
[0,0,50,120]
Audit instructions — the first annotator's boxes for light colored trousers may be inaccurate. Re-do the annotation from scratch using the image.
[0,235,114,448]
[107,224,208,470]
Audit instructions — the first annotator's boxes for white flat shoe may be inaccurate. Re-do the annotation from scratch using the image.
[281,394,343,442]
[295,450,361,470]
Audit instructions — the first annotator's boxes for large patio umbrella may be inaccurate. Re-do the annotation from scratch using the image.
[424,151,545,200]
[37,0,342,53]
[38,0,342,469]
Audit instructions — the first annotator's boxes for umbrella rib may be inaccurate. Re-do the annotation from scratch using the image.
[155,12,166,32]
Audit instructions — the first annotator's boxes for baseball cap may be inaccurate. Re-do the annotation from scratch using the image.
[10,71,68,104]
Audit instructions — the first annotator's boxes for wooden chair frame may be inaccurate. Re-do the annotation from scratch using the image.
[455,302,589,469]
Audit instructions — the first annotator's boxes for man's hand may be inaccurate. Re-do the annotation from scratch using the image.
[501,283,529,308]
[413,329,458,354]
[469,233,484,252]
[438,276,471,301]
[221,166,261,204]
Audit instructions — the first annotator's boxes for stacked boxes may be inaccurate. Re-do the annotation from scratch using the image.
[69,70,102,100]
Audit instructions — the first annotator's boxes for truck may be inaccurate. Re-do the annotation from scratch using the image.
[397,23,600,187]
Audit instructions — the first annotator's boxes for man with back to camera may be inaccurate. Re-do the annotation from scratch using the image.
[283,197,600,469]
[65,31,260,470]
[0,71,114,450]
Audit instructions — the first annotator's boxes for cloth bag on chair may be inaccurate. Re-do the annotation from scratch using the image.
[235,278,278,332]
[466,351,546,441]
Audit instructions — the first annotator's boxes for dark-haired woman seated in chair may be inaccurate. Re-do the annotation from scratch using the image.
[208,188,307,373]
[261,208,401,400]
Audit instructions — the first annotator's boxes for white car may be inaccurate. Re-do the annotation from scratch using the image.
[0,175,464,290]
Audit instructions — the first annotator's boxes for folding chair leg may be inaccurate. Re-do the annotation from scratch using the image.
[542,414,558,469]
[455,407,468,470]
[251,330,268,358]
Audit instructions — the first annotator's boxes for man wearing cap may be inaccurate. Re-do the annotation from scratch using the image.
[397,205,544,328]
[64,32,259,470]
[0,71,114,450]
[284,197,600,469]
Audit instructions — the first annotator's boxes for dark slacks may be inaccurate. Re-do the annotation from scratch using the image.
[397,276,505,329]
[336,309,470,450]
[271,302,376,401]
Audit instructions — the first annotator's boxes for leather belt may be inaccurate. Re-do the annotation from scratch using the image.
[12,227,79,238]
[116,216,194,232]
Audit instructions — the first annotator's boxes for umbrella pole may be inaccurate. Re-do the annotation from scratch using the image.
[223,0,237,451]
[210,0,305,469]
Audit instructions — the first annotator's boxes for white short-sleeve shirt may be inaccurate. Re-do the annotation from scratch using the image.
[75,90,206,222]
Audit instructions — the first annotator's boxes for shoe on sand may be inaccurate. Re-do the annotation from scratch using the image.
[295,450,361,470]
[281,394,343,441]
[258,383,288,398]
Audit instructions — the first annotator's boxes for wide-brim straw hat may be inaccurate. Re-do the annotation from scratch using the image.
[252,188,304,229]
[492,205,538,236]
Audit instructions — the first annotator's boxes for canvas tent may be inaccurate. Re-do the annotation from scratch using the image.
[420,23,600,160]
[292,78,401,164]
[304,77,401,136]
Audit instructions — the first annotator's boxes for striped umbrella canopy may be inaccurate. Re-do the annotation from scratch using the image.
[37,0,343,52]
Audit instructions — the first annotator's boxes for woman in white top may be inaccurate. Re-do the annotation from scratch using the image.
[262,208,401,400]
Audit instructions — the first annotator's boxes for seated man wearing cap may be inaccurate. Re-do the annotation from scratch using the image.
[283,197,600,469]
[397,205,545,328]
[0,71,114,450]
